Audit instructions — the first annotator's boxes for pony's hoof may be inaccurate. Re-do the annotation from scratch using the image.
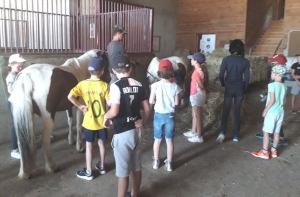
[77,147,85,153]
[18,172,30,180]
[45,166,59,174]
[68,138,76,145]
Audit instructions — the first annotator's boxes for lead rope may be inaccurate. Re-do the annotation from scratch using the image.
[0,56,8,101]
[135,61,160,82]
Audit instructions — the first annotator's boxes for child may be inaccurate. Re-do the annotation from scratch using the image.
[6,54,27,159]
[149,59,181,172]
[103,54,150,197]
[290,53,300,114]
[183,52,208,143]
[255,54,288,146]
[252,65,287,159]
[68,56,109,180]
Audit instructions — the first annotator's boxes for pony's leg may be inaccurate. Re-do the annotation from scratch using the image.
[66,109,75,145]
[41,116,58,173]
[18,150,31,179]
[76,108,85,152]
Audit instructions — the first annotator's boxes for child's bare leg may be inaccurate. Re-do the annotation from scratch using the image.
[192,108,197,133]
[272,133,280,148]
[153,139,162,159]
[98,139,106,166]
[118,177,129,197]
[131,170,142,197]
[166,139,174,161]
[263,132,270,150]
[192,106,202,137]
[291,94,297,109]
[86,142,93,172]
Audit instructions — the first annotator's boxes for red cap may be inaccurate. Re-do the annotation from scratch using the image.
[268,54,287,65]
[158,59,173,71]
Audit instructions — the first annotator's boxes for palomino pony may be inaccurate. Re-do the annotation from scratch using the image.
[147,56,189,106]
[10,49,109,179]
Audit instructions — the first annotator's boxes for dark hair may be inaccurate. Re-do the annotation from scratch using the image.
[157,69,175,79]
[229,39,245,57]
[200,64,209,88]
[113,29,123,36]
[113,66,131,74]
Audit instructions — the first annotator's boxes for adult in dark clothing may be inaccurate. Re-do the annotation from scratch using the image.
[216,39,250,143]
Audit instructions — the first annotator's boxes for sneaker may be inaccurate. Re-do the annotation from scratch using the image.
[233,136,239,142]
[125,192,132,197]
[76,168,93,180]
[183,130,196,137]
[216,133,225,143]
[95,162,106,174]
[259,94,264,98]
[271,138,288,146]
[251,149,269,159]
[11,149,21,159]
[255,133,263,139]
[152,157,160,169]
[164,159,172,172]
[271,150,277,158]
[188,136,204,143]
[290,108,297,114]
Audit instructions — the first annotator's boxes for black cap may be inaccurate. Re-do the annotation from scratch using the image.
[114,25,127,34]
[295,54,300,56]
[111,55,131,70]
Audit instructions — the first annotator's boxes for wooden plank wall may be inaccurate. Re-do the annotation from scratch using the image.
[282,0,300,49]
[176,0,247,53]
[245,0,274,47]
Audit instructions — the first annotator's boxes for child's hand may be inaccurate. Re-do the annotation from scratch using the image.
[103,118,112,128]
[79,105,88,113]
[262,109,267,117]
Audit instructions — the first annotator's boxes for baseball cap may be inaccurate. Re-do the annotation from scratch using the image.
[187,52,206,64]
[295,54,300,56]
[158,59,173,71]
[268,54,287,65]
[111,54,131,70]
[114,25,127,34]
[88,57,105,72]
[9,54,26,63]
[272,65,287,77]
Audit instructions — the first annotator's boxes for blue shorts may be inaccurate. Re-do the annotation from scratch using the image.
[84,128,108,142]
[153,112,175,140]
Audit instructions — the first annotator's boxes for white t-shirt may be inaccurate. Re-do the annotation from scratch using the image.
[6,72,16,86]
[151,80,181,113]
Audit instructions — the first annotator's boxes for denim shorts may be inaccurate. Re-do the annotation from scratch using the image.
[153,112,175,140]
[84,128,108,142]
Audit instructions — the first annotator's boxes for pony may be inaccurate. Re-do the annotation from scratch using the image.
[9,49,110,179]
[147,56,189,107]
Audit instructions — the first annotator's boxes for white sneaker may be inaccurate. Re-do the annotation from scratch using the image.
[260,96,267,102]
[216,133,225,143]
[188,136,204,143]
[152,157,160,169]
[11,149,21,159]
[164,159,172,172]
[183,130,196,138]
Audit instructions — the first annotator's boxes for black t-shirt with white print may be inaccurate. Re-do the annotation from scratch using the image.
[110,77,147,134]
[291,62,300,76]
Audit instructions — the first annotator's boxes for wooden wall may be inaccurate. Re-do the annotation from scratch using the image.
[282,0,300,49]
[176,0,247,53]
[245,0,274,47]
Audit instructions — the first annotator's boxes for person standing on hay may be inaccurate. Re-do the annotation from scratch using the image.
[251,65,287,159]
[6,54,27,159]
[216,39,250,143]
[290,53,300,114]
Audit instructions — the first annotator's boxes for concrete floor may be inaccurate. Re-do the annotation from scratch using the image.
[0,82,300,197]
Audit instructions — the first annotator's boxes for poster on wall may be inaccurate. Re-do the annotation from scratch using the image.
[200,34,216,54]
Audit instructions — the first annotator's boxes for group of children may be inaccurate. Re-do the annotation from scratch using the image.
[6,49,297,196]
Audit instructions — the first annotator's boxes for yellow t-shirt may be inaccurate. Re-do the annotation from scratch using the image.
[70,79,109,130]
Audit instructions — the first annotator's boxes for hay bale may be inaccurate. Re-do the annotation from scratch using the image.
[205,49,268,83]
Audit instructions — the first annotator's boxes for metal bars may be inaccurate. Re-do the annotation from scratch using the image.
[0,0,153,55]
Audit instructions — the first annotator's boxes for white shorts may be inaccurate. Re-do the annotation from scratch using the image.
[262,112,284,133]
[190,92,206,107]
[290,81,300,95]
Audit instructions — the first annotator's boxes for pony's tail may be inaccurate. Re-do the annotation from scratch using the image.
[10,73,36,172]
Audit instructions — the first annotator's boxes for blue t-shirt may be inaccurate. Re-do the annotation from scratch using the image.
[266,82,287,114]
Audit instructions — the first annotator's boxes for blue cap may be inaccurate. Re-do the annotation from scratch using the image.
[111,54,131,70]
[187,52,206,64]
[88,57,105,72]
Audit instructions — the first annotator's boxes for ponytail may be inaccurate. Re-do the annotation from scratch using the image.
[201,63,209,88]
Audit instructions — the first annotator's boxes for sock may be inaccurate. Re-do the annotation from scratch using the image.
[262,149,268,154]
[271,147,276,152]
